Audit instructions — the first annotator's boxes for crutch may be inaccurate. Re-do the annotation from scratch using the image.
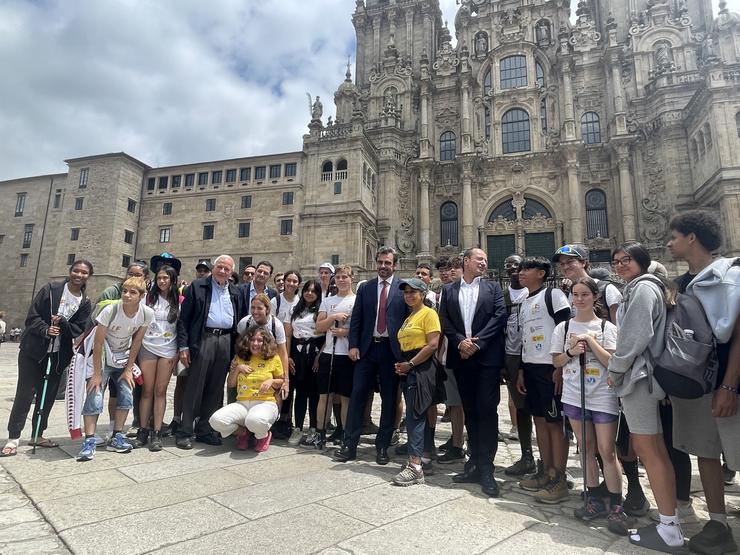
[32,332,57,455]
[579,343,588,504]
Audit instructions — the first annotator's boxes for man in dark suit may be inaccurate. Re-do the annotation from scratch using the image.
[335,246,409,464]
[176,255,245,449]
[239,260,277,308]
[439,247,506,497]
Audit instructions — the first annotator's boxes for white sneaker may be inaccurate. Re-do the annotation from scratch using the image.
[288,427,304,446]
[677,500,699,524]
[300,427,317,446]
[508,426,519,441]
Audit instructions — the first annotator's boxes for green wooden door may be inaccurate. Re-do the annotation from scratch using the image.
[486,234,516,274]
[524,232,556,260]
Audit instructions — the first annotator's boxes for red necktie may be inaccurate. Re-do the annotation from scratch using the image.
[377,280,388,334]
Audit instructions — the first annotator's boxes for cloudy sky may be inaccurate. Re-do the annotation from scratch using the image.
[0,0,737,181]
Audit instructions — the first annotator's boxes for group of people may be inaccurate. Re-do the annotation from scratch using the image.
[0,209,738,555]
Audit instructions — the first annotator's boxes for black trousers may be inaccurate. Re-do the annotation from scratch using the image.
[343,340,399,450]
[178,332,231,438]
[8,350,63,440]
[455,361,501,473]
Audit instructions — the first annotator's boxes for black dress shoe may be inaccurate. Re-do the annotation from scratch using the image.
[175,436,192,450]
[334,445,356,462]
[376,448,390,465]
[195,433,222,446]
[452,466,481,484]
[481,473,500,497]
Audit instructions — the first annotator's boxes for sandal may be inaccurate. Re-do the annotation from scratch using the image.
[28,437,59,448]
[1,440,19,457]
[629,524,689,554]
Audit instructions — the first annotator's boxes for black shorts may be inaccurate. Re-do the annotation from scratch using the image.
[522,363,562,423]
[317,352,354,398]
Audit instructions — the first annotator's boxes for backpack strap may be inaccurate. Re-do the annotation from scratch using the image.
[503,288,513,318]
[545,287,556,320]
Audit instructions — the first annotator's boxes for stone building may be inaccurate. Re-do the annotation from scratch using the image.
[1,0,740,326]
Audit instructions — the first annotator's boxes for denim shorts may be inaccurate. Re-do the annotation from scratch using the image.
[82,364,134,416]
[562,402,618,424]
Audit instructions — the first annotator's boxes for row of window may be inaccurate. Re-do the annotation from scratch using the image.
[440,110,602,159]
[483,56,546,94]
[157,220,294,243]
[146,163,297,192]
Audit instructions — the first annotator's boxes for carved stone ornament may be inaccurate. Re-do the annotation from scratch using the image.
[432,41,460,76]
[639,140,670,245]
[435,106,461,128]
[585,236,614,251]
[396,215,416,254]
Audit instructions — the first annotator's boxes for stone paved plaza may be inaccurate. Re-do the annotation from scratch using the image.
[0,345,738,554]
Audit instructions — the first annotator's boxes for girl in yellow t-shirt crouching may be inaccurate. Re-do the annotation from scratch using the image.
[209,328,284,452]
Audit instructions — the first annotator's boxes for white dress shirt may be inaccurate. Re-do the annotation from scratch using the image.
[373,274,394,338]
[458,276,481,338]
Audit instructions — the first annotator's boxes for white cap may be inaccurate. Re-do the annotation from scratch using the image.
[318,262,335,274]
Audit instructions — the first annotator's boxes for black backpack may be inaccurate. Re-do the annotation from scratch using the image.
[595,279,623,323]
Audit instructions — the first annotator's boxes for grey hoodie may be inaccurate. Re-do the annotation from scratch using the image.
[687,257,740,344]
[607,274,667,398]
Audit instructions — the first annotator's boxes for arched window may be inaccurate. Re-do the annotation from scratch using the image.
[483,70,492,96]
[502,108,531,153]
[736,112,740,138]
[697,130,705,156]
[337,159,348,171]
[500,55,527,89]
[440,202,459,246]
[522,197,552,219]
[440,131,456,161]
[484,107,491,140]
[322,161,333,173]
[489,199,516,221]
[535,62,545,88]
[704,123,713,150]
[581,112,601,144]
[585,189,609,239]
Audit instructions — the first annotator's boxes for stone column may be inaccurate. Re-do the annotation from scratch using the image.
[405,10,414,60]
[611,63,624,114]
[566,156,584,243]
[562,68,576,140]
[462,170,474,247]
[461,85,472,153]
[418,176,431,255]
[616,146,637,241]
[373,16,381,62]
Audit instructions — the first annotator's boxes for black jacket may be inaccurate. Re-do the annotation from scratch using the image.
[180,277,245,356]
[20,281,91,369]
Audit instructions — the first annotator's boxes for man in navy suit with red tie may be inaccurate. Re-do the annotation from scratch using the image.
[335,247,409,464]
[439,247,507,497]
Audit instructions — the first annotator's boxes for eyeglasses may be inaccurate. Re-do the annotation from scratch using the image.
[611,255,633,268]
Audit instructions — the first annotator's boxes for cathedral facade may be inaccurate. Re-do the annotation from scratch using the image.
[2,0,740,325]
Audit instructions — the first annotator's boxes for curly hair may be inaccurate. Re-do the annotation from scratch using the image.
[669,210,722,251]
[235,327,278,360]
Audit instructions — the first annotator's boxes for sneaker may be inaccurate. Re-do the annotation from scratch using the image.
[167,419,180,438]
[93,434,106,447]
[422,460,435,476]
[574,495,609,521]
[133,427,149,449]
[392,464,425,486]
[519,460,548,491]
[327,426,343,445]
[107,432,133,453]
[254,431,272,453]
[723,462,736,486]
[390,429,401,446]
[505,454,536,476]
[677,500,699,524]
[437,446,465,464]
[607,505,635,536]
[76,437,97,461]
[508,426,519,441]
[689,520,737,555]
[125,425,139,439]
[533,470,569,504]
[623,488,650,517]
[235,431,249,451]
[288,427,304,446]
[149,431,163,452]
[299,428,317,446]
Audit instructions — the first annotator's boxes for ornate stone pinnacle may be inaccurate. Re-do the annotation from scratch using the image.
[345,59,352,81]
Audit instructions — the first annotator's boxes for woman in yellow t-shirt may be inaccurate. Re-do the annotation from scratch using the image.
[209,328,284,452]
[392,278,441,487]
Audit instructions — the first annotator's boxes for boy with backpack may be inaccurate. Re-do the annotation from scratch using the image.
[516,257,572,503]
[667,210,740,555]
[77,277,154,461]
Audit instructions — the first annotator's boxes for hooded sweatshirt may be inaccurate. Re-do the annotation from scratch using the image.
[607,274,667,398]
[686,257,740,344]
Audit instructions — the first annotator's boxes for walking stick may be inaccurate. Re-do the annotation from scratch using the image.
[32,333,57,455]
[579,343,588,504]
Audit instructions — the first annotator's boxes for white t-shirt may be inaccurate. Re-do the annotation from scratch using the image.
[96,302,154,367]
[568,279,622,314]
[271,293,299,324]
[504,286,529,355]
[550,318,619,415]
[520,287,570,364]
[319,293,356,356]
[50,284,83,353]
[289,311,321,346]
[236,315,286,345]
[142,296,178,358]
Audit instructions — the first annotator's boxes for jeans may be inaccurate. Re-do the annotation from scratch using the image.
[82,364,134,416]
[402,371,426,458]
[209,400,279,439]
